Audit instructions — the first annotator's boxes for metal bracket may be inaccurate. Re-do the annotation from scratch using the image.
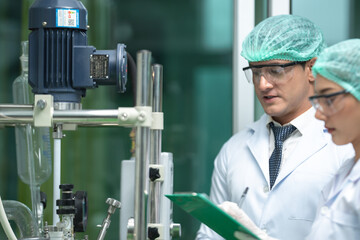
[151,112,163,130]
[34,94,53,127]
[117,106,152,127]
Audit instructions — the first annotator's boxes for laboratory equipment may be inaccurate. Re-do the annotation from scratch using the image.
[27,0,127,227]
[2,200,38,239]
[13,40,52,235]
[0,0,180,239]
[28,0,127,104]
[97,198,121,240]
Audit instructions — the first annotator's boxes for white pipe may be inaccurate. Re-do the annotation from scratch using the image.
[53,138,61,225]
[0,196,17,240]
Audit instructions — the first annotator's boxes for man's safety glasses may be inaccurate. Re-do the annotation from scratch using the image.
[242,61,304,83]
[309,90,349,116]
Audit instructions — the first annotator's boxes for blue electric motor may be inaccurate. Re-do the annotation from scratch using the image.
[28,0,127,104]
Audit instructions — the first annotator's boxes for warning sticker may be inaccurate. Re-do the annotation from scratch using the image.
[56,9,79,28]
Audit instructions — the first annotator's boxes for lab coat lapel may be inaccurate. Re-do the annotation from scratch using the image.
[275,120,327,187]
[326,159,358,205]
[247,114,270,183]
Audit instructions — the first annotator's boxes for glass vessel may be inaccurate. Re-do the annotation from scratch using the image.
[12,41,52,234]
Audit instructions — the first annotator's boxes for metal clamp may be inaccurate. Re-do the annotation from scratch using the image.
[117,106,152,127]
[34,94,53,127]
[151,112,163,130]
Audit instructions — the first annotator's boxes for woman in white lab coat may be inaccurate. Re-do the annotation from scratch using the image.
[305,39,360,239]
[219,39,360,239]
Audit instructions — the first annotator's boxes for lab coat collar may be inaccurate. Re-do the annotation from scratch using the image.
[333,157,360,193]
[348,158,360,182]
[276,115,328,188]
[247,109,328,189]
[265,107,317,135]
[324,157,359,206]
[247,114,272,183]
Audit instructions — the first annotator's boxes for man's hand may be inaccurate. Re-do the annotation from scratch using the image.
[218,201,277,240]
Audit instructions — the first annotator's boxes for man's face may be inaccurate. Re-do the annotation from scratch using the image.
[250,59,315,124]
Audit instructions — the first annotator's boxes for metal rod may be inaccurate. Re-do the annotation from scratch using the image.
[0,104,33,110]
[0,108,120,126]
[0,104,34,124]
[134,50,152,240]
[149,64,163,224]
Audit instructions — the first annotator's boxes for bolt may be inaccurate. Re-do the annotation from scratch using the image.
[37,99,47,110]
[42,22,47,27]
[138,112,146,122]
[105,198,121,215]
[120,112,128,121]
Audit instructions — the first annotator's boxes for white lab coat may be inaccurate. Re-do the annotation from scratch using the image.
[306,157,360,239]
[196,113,354,240]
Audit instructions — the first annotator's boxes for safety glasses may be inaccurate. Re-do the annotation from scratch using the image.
[309,89,349,116]
[242,61,304,84]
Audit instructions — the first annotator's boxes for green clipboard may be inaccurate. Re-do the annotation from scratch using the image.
[166,193,260,240]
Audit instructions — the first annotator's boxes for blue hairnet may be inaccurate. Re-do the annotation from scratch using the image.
[312,39,360,101]
[241,15,326,62]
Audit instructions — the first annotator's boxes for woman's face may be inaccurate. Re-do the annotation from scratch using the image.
[314,75,360,148]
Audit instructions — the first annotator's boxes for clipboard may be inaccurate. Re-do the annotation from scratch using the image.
[166,193,260,240]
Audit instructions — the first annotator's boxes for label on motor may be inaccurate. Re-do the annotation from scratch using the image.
[90,54,109,79]
[56,9,79,28]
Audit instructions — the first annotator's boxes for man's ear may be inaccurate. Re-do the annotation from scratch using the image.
[307,57,317,83]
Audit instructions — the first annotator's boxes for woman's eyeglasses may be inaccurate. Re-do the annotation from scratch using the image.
[309,90,349,116]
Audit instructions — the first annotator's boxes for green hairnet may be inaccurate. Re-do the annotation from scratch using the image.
[241,15,326,62]
[312,39,360,101]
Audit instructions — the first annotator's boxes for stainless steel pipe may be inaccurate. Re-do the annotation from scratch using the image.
[149,64,163,224]
[134,50,152,240]
[0,107,119,126]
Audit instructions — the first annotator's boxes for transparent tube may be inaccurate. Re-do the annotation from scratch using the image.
[12,41,52,233]
[0,197,17,240]
[3,200,38,239]
[13,41,52,185]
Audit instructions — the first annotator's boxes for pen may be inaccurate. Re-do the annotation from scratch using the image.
[238,187,249,208]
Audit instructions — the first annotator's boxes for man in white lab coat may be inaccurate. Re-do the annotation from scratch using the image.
[196,15,354,240]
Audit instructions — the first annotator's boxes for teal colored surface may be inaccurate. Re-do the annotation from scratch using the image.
[166,193,259,240]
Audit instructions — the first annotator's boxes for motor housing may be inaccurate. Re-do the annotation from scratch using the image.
[29,0,127,104]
